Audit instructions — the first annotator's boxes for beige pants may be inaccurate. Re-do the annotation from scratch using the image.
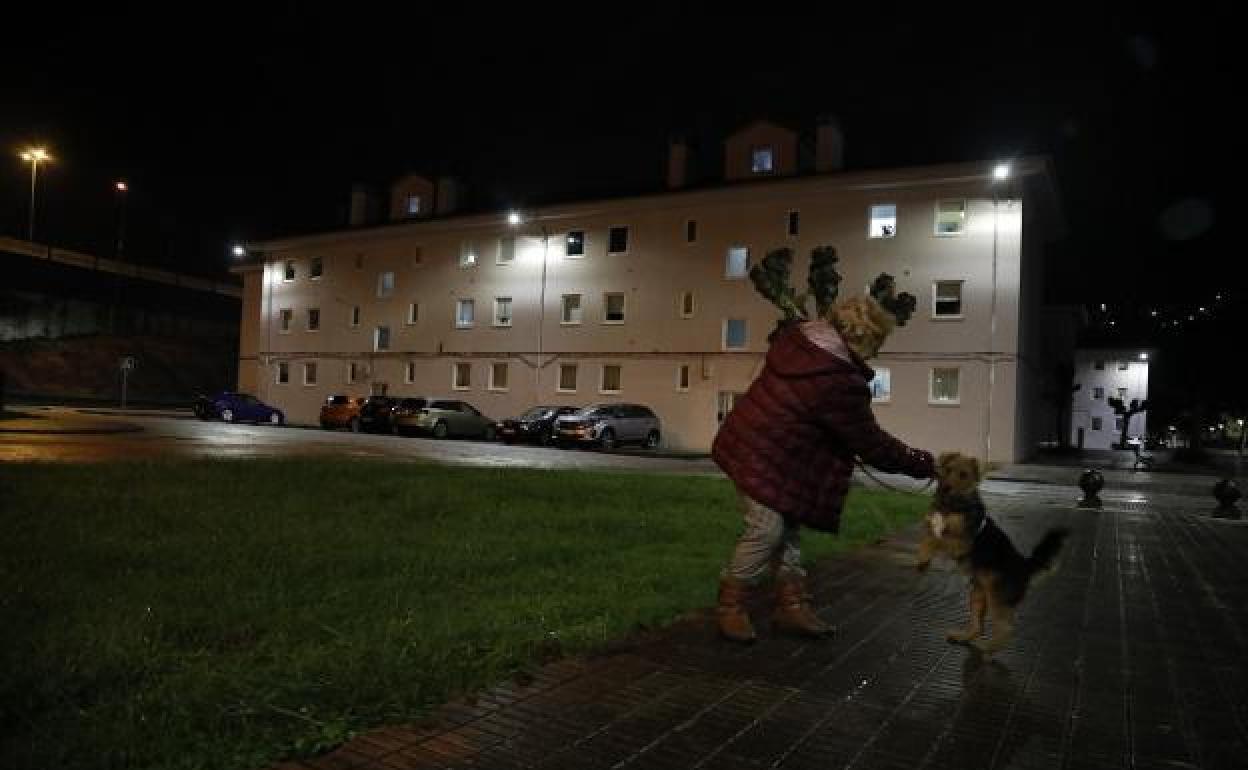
[725,492,805,583]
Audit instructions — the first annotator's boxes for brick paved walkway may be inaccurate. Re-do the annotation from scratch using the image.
[280,485,1248,770]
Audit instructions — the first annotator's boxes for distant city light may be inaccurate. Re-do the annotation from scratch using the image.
[507,211,522,225]
[993,163,1010,180]
[115,181,128,192]
[231,245,246,257]
[1100,303,1107,312]
[1189,315,1195,321]
[1139,352,1148,360]
[1199,306,1206,313]
[1150,310,1158,317]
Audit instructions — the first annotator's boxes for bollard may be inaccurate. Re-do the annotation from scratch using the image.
[1212,479,1242,519]
[1077,469,1104,509]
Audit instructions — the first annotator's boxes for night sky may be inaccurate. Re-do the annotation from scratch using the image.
[2,5,1233,313]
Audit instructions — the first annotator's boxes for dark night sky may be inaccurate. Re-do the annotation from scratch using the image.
[1,4,1234,310]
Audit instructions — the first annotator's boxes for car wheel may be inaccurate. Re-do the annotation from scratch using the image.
[599,428,617,451]
[483,425,497,441]
[350,417,361,433]
[269,412,283,426]
[644,430,660,449]
[433,420,449,439]
[220,408,234,423]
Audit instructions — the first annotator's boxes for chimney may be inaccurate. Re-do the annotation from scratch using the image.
[815,116,845,173]
[667,136,688,189]
[435,177,463,216]
[349,184,374,226]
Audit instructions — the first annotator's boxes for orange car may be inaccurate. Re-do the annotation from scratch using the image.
[319,395,365,431]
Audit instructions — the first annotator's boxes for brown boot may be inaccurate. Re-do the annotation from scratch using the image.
[772,573,835,638]
[716,576,757,643]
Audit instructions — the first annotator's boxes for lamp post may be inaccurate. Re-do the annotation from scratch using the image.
[509,211,550,402]
[19,147,52,241]
[985,162,1010,462]
[114,181,128,259]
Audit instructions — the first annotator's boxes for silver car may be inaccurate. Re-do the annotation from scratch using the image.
[394,398,496,440]
[554,403,661,450]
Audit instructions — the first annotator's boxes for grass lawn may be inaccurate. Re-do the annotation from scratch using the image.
[0,460,927,770]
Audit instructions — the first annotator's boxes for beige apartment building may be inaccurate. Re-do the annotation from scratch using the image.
[233,120,1063,461]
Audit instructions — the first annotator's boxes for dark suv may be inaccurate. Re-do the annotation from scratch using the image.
[553,403,661,450]
[357,396,400,434]
[496,405,580,445]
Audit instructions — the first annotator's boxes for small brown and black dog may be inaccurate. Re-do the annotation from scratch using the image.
[916,452,1069,655]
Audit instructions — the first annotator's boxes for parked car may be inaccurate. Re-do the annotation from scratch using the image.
[357,396,400,434]
[554,403,661,450]
[394,399,496,439]
[319,394,365,431]
[193,391,285,425]
[496,405,580,445]
[389,397,433,435]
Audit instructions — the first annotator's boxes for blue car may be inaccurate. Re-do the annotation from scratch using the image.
[193,392,285,425]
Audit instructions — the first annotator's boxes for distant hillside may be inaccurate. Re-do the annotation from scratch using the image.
[0,335,236,406]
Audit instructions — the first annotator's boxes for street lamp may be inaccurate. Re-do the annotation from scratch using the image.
[114,180,128,259]
[19,146,52,241]
[231,244,247,258]
[508,210,550,401]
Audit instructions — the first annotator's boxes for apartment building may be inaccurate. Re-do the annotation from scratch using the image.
[232,120,1063,461]
[1070,348,1151,449]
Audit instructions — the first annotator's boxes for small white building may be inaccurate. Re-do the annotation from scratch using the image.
[1070,348,1151,449]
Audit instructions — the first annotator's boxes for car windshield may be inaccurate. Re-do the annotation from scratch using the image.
[327,395,349,405]
[575,406,608,418]
[429,400,457,410]
[399,398,427,409]
[239,395,260,405]
[521,407,553,419]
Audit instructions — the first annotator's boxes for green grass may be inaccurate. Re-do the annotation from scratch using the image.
[0,460,927,770]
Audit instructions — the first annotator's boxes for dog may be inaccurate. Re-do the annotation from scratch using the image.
[916,452,1069,655]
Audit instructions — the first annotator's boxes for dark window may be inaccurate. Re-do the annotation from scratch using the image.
[608,226,629,254]
[787,211,800,236]
[566,230,585,256]
[686,220,697,243]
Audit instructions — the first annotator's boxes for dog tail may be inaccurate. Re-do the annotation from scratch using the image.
[1026,528,1070,576]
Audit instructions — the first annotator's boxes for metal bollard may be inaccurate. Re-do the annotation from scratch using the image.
[1077,469,1104,509]
[1212,479,1242,519]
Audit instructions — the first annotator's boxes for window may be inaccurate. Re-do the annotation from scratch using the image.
[283,260,295,281]
[1093,386,1105,400]
[558,364,578,393]
[608,226,629,254]
[310,257,323,279]
[1115,416,1125,432]
[603,293,625,323]
[869,204,897,238]
[677,364,691,392]
[686,220,698,243]
[935,200,966,235]
[933,281,964,318]
[561,294,583,324]
[354,254,364,270]
[279,308,292,332]
[347,361,358,384]
[453,362,471,390]
[1092,417,1103,431]
[406,195,421,215]
[680,291,695,319]
[307,307,320,331]
[724,318,748,350]
[411,247,423,266]
[869,368,891,402]
[1118,361,1129,371]
[377,271,395,298]
[930,367,960,404]
[405,361,416,384]
[303,362,318,386]
[494,297,513,327]
[374,326,390,351]
[456,299,475,328]
[601,364,622,394]
[350,305,361,327]
[751,146,774,173]
[1094,360,1105,370]
[565,230,585,257]
[1118,387,1128,400]
[787,210,800,237]
[407,303,419,325]
[497,236,515,265]
[725,246,750,278]
[490,362,509,391]
[276,361,290,384]
[459,241,477,267]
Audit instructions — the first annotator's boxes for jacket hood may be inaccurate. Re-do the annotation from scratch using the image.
[765,322,874,381]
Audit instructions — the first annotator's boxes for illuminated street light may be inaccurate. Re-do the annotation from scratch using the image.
[507,211,522,226]
[19,146,53,241]
[1139,352,1149,360]
[115,180,128,192]
[231,244,247,258]
[993,163,1010,180]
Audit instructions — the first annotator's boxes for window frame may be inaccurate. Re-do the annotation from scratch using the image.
[869,367,892,403]
[306,307,321,332]
[493,296,513,327]
[303,361,318,386]
[456,298,475,329]
[928,366,962,406]
[407,302,419,325]
[602,292,626,325]
[599,364,622,395]
[489,361,509,392]
[607,225,630,255]
[459,240,478,268]
[452,362,472,391]
[725,245,750,279]
[276,361,290,385]
[868,203,897,239]
[557,363,578,393]
[564,230,585,258]
[786,210,800,238]
[282,260,296,282]
[309,256,323,280]
[496,236,516,266]
[676,364,691,393]
[278,307,293,334]
[723,318,748,351]
[374,325,391,352]
[685,219,697,244]
[934,199,967,237]
[679,291,695,319]
[377,271,395,298]
[932,280,965,320]
[751,145,775,174]
[560,293,583,325]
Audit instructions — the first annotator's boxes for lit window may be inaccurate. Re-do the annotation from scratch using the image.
[869,368,891,402]
[460,241,477,267]
[279,308,292,332]
[565,231,585,257]
[307,307,320,331]
[603,293,625,323]
[303,362,318,386]
[558,364,578,393]
[407,303,419,325]
[935,200,966,235]
[601,364,622,393]
[490,362,509,391]
[283,260,296,281]
[1093,387,1105,400]
[677,364,690,392]
[751,146,774,173]
[456,299,475,328]
[869,204,897,238]
[276,361,290,384]
[930,367,960,404]
[933,281,964,318]
[686,220,697,243]
[680,291,695,319]
[350,306,360,327]
[561,294,582,324]
[406,195,421,216]
[374,326,390,352]
[1092,417,1103,431]
[309,257,323,279]
[497,236,515,265]
[494,297,512,327]
[405,361,416,383]
[787,211,800,237]
[453,362,471,390]
[608,226,629,254]
[725,246,750,278]
[377,271,395,298]
[724,319,748,349]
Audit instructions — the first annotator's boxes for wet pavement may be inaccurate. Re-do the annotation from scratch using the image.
[275,485,1248,770]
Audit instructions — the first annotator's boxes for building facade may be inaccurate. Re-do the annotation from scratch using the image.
[233,123,1062,461]
[1070,348,1151,449]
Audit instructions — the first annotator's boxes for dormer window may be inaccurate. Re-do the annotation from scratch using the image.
[751,146,775,174]
[406,195,421,216]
